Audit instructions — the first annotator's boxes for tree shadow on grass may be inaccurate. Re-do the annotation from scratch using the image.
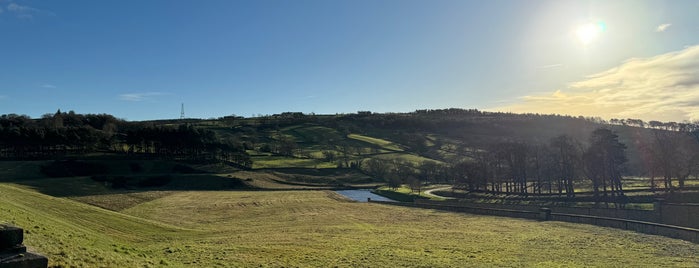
[0,159,251,198]
[5,174,250,198]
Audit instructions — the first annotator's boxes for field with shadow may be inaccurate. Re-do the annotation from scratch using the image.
[2,182,699,267]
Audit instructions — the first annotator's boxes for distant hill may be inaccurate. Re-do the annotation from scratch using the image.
[2,109,697,198]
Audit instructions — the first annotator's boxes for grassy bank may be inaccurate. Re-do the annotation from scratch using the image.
[373,185,447,202]
[2,183,698,267]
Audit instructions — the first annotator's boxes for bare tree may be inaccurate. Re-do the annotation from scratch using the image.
[418,160,439,184]
[550,135,582,198]
[648,130,699,190]
[583,128,627,205]
[365,158,390,180]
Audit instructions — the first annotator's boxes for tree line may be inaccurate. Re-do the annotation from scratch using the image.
[0,111,251,168]
[362,127,699,204]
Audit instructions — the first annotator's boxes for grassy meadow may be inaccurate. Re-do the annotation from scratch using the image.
[2,119,699,267]
[2,181,699,267]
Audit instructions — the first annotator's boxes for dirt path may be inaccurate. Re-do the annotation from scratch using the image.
[424,186,456,199]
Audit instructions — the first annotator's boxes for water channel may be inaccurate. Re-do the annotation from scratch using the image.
[335,189,396,202]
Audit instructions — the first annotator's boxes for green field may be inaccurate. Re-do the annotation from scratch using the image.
[370,152,443,166]
[347,134,403,151]
[251,154,337,169]
[374,185,447,202]
[2,182,699,267]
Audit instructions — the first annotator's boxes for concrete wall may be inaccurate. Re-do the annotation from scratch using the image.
[369,200,539,221]
[370,200,699,244]
[660,203,699,229]
[414,199,659,221]
[552,213,699,243]
[411,199,699,229]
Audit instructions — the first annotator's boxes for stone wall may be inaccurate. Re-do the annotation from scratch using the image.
[660,203,699,229]
[414,199,659,222]
[369,200,699,244]
[410,198,699,229]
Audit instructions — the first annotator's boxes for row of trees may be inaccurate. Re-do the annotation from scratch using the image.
[363,127,699,203]
[448,128,629,201]
[643,129,699,190]
[282,110,698,202]
[0,112,116,158]
[609,118,698,132]
[123,125,252,168]
[0,111,252,168]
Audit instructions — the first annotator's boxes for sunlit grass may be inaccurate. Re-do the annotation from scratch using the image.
[370,152,441,166]
[375,185,446,201]
[251,155,336,169]
[348,134,403,151]
[2,184,699,267]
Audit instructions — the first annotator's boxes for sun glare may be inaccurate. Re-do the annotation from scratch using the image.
[575,21,605,46]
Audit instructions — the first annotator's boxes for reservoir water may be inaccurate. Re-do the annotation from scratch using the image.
[335,189,396,202]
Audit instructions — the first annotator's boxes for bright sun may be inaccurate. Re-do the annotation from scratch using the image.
[575,21,605,46]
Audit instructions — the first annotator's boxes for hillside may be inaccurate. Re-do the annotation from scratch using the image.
[2,109,699,266]
[2,109,698,202]
[2,184,699,267]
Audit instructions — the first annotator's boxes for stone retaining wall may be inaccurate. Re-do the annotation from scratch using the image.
[660,202,699,229]
[414,199,659,222]
[0,224,48,268]
[369,200,699,244]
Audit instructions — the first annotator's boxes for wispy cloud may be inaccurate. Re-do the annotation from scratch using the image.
[496,45,699,122]
[0,95,6,100]
[7,3,30,12]
[41,84,56,89]
[5,2,54,19]
[119,92,167,102]
[656,23,672,32]
[537,64,563,69]
[7,3,35,19]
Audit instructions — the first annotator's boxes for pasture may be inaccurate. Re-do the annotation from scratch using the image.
[2,182,698,267]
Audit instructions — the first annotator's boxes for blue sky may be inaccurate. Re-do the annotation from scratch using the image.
[1,0,698,121]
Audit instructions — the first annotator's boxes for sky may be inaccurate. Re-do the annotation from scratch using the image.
[1,0,698,121]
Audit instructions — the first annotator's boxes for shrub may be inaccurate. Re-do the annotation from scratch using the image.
[259,144,272,152]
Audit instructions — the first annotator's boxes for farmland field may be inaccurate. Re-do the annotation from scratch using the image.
[2,183,698,267]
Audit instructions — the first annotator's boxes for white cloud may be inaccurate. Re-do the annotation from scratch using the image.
[7,3,34,12]
[119,92,167,102]
[656,23,672,32]
[41,84,56,89]
[0,95,6,100]
[537,64,563,69]
[497,45,699,122]
[5,3,54,19]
